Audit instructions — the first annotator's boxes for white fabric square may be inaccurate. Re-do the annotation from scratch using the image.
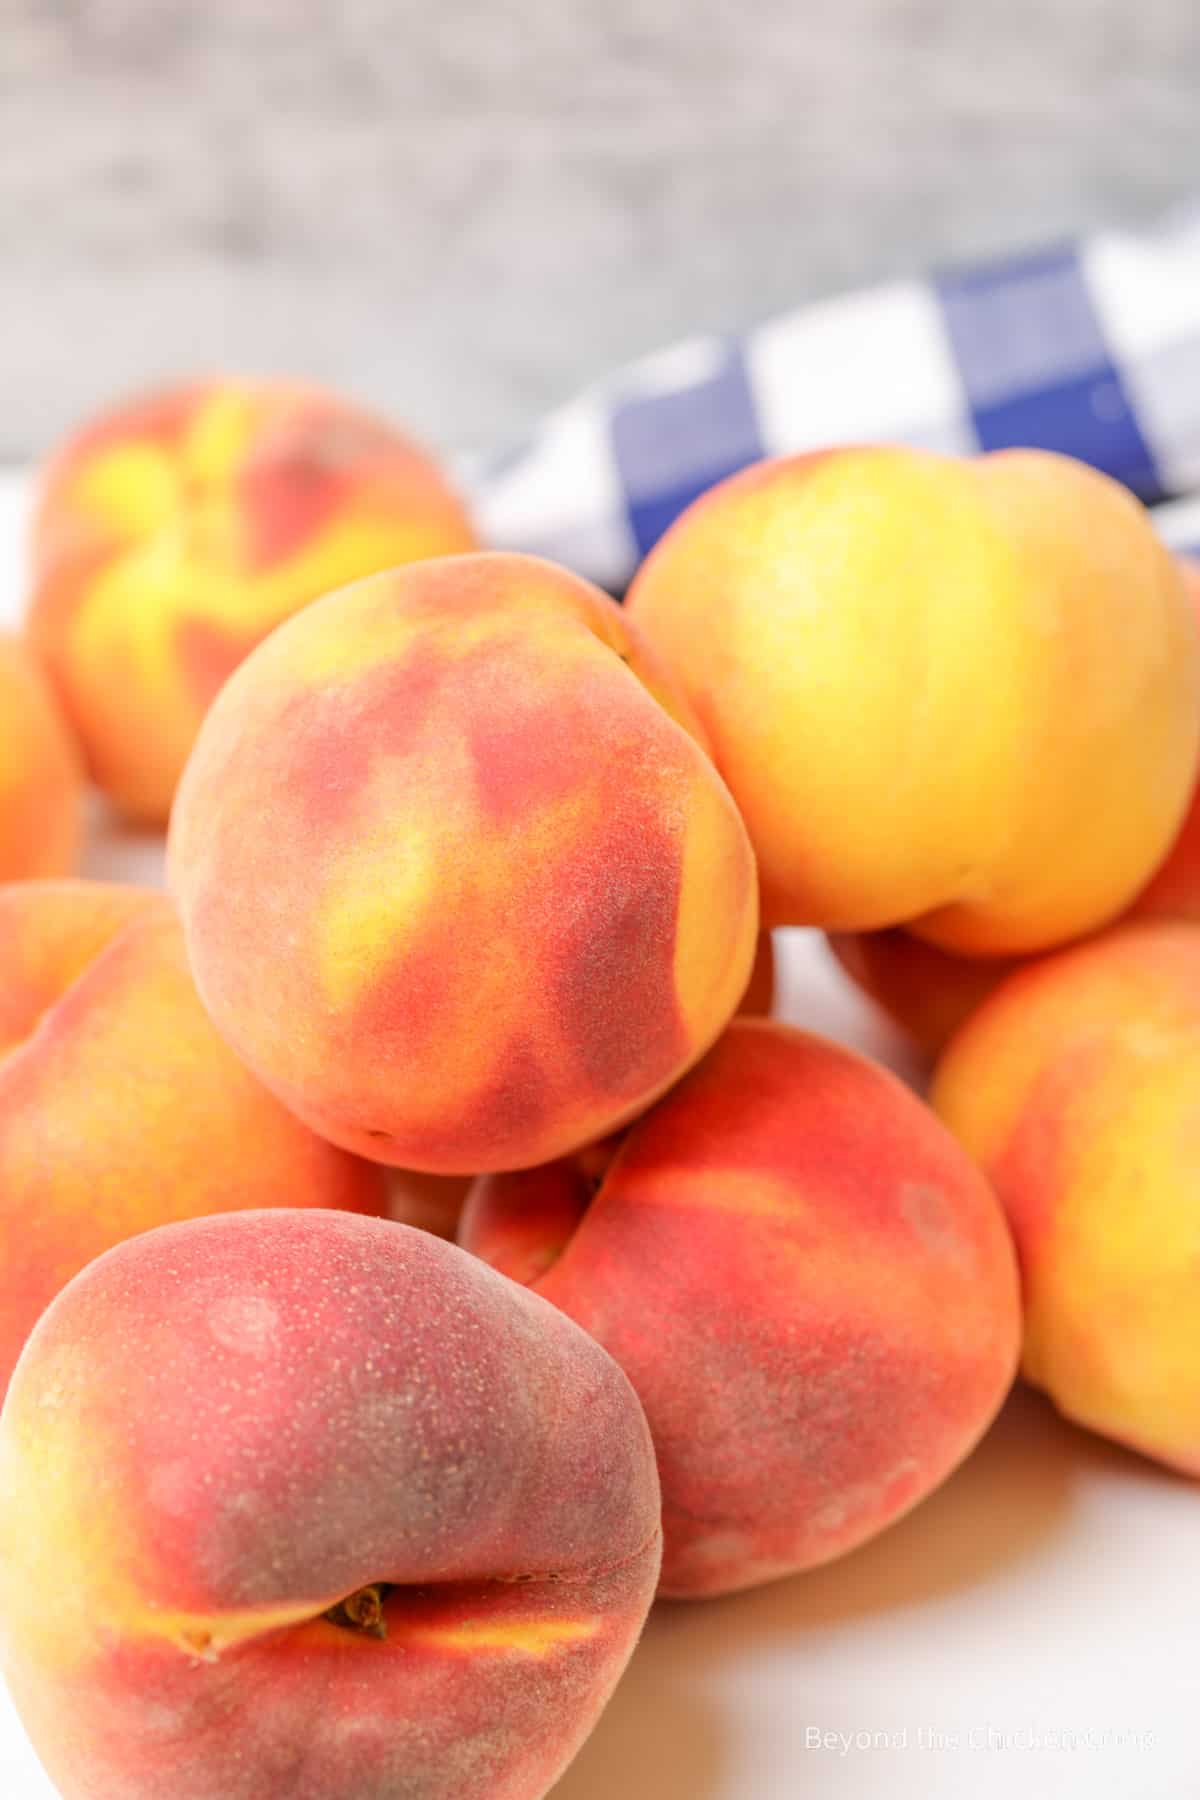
[467,398,637,592]
[746,278,966,454]
[1085,224,1200,359]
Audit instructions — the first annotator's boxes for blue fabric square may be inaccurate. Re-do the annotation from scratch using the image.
[935,245,1166,503]
[970,368,1165,501]
[611,342,764,559]
[937,245,1109,402]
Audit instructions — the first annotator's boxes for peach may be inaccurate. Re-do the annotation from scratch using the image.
[170,552,759,1175]
[0,881,386,1393]
[627,448,1200,952]
[932,922,1200,1474]
[829,556,1200,1053]
[0,1210,662,1800]
[460,1019,1020,1596]
[0,630,82,879]
[27,378,477,821]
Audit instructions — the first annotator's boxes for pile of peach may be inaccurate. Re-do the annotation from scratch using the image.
[2,381,1199,1800]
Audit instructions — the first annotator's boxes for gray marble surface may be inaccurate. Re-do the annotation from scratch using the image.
[3,0,1198,462]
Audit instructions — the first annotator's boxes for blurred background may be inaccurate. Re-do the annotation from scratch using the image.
[4,0,1199,464]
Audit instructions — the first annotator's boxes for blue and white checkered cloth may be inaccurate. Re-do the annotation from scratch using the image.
[467,204,1200,590]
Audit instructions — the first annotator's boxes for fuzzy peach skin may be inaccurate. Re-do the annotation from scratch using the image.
[828,557,1200,1052]
[26,378,477,821]
[0,1210,662,1800]
[626,447,1200,952]
[0,881,387,1394]
[932,922,1200,1474]
[169,552,759,1175]
[0,630,82,878]
[460,1019,1020,1597]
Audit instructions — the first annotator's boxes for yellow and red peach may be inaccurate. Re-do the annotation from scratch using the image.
[0,1210,662,1800]
[170,552,759,1175]
[27,378,477,822]
[0,881,387,1392]
[460,1018,1020,1596]
[0,630,82,879]
[932,922,1200,1475]
[627,447,1199,952]
[829,556,1200,1053]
